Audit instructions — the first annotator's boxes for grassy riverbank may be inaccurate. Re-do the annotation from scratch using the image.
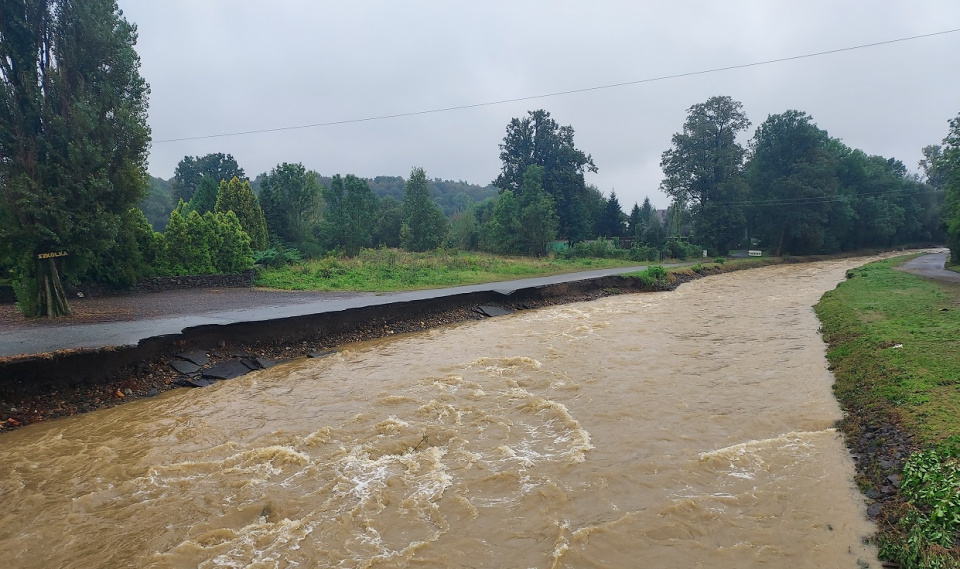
[253,248,797,292]
[815,256,960,568]
[255,249,652,291]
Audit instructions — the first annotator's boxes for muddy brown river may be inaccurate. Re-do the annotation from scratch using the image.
[0,259,880,567]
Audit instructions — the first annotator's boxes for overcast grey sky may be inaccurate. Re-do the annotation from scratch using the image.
[119,0,960,209]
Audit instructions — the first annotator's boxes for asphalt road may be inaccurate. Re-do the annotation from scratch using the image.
[0,263,672,358]
[899,250,960,283]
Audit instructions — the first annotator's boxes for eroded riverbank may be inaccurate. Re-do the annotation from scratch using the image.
[0,257,884,567]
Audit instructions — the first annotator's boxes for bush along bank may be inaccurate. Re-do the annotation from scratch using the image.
[816,256,960,568]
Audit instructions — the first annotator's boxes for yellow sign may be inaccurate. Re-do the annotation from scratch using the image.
[37,251,68,260]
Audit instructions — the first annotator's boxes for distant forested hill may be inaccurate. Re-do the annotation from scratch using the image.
[144,173,497,231]
[313,175,497,216]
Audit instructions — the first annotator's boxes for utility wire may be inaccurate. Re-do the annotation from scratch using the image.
[688,185,933,208]
[153,27,960,144]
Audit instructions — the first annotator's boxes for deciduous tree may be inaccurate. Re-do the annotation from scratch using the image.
[495,110,597,242]
[172,153,245,202]
[258,162,322,247]
[401,167,448,251]
[660,95,750,253]
[321,174,378,256]
[938,113,960,262]
[746,110,838,255]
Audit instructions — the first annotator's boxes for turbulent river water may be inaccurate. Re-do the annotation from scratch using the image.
[0,259,881,568]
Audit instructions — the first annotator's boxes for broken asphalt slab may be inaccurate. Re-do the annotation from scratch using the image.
[474,305,515,317]
[0,264,674,358]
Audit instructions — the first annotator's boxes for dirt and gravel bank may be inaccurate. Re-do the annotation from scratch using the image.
[0,275,692,431]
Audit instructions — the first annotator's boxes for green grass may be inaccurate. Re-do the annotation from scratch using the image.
[254,249,648,291]
[816,256,960,568]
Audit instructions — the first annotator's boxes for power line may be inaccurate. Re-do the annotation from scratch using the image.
[153,27,960,144]
[686,185,933,209]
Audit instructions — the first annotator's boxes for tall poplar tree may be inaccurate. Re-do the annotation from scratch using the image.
[401,167,448,251]
[0,0,151,316]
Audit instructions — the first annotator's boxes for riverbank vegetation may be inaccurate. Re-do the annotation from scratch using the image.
[816,256,960,568]
[255,249,645,291]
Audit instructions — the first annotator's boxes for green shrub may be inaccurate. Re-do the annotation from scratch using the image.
[628,245,660,262]
[878,447,960,568]
[666,240,703,260]
[253,246,302,269]
[12,276,38,317]
[567,240,628,260]
[714,257,725,264]
[637,265,670,287]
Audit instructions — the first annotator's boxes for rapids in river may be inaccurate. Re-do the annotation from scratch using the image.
[0,258,880,567]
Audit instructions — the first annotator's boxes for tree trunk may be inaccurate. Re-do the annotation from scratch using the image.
[775,228,785,257]
[35,257,71,317]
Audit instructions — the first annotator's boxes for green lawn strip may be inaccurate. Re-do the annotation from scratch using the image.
[816,256,960,568]
[254,250,646,292]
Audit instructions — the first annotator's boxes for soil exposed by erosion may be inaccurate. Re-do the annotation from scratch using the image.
[0,277,692,432]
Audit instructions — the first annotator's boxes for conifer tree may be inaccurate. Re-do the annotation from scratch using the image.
[401,167,448,251]
[188,176,219,215]
[215,177,268,250]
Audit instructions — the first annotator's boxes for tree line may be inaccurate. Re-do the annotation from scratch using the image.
[659,96,944,256]
[1,1,956,317]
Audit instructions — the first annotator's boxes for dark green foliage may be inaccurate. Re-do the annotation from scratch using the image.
[141,176,174,231]
[316,174,496,216]
[563,240,627,260]
[746,110,839,255]
[660,96,750,254]
[582,185,608,240]
[629,245,660,262]
[215,177,268,250]
[188,175,219,215]
[517,165,559,255]
[447,211,480,251]
[320,174,378,256]
[495,110,597,242]
[402,167,448,252]
[172,153,245,202]
[258,162,323,248]
[0,0,150,316]
[938,114,960,263]
[627,203,642,237]
[641,213,667,248]
[481,190,522,254]
[372,195,404,248]
[253,245,302,268]
[666,239,703,260]
[600,191,627,238]
[82,208,161,287]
